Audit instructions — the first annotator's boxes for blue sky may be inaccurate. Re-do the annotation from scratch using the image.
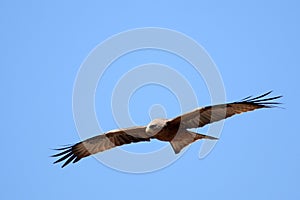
[1,0,300,199]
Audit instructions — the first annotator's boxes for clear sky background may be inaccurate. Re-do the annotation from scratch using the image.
[1,1,299,199]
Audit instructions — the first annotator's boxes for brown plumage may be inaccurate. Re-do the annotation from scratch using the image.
[52,91,281,168]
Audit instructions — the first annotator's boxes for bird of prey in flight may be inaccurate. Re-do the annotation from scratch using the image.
[52,91,281,168]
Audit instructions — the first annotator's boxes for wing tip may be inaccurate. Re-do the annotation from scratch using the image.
[52,144,82,168]
[240,91,282,107]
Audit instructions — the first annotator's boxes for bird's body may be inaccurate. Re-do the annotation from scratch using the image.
[52,91,282,168]
[146,118,175,141]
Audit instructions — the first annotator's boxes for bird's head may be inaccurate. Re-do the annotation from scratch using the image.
[145,118,167,136]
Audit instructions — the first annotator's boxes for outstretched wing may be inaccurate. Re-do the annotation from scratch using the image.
[52,126,150,168]
[167,91,282,129]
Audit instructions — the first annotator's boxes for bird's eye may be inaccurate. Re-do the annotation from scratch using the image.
[149,124,157,129]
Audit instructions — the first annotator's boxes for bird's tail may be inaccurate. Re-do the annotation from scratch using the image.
[170,130,218,154]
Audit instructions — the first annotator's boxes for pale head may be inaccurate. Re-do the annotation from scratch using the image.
[145,118,168,136]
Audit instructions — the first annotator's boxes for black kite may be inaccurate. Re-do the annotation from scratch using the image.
[52,91,281,168]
